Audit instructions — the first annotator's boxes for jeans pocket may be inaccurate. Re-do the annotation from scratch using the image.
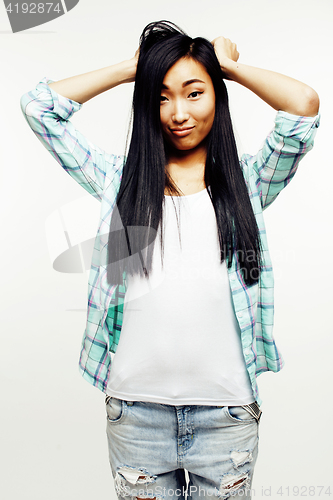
[225,406,257,423]
[105,397,125,423]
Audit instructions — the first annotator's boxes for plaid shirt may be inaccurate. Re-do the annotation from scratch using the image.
[21,77,320,404]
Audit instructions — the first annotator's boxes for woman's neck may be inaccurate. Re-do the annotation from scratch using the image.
[166,142,207,170]
[165,145,207,196]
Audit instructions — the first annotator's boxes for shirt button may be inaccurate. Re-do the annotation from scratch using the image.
[237,311,243,318]
[230,275,236,281]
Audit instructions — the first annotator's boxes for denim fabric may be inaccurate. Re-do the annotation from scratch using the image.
[105,398,260,499]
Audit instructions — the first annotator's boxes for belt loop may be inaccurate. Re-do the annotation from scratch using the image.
[241,401,262,421]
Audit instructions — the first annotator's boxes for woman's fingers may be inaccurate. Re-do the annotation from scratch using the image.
[211,36,239,65]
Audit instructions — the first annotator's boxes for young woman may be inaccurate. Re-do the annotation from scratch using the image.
[21,20,319,500]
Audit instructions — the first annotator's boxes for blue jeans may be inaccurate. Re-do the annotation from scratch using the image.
[105,397,260,499]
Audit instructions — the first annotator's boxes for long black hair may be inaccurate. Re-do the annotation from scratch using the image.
[107,20,262,286]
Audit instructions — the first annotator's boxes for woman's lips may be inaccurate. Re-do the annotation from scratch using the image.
[170,127,194,137]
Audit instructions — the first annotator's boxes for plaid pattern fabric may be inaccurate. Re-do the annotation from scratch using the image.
[20,77,320,404]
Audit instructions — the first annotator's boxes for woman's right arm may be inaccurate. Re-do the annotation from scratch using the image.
[48,56,138,104]
[20,56,138,199]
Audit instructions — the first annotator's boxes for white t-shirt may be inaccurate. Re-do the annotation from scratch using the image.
[106,188,254,405]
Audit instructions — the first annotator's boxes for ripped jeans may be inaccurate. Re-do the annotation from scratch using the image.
[105,398,261,499]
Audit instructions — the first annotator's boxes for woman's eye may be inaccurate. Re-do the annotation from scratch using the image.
[189,91,203,98]
[160,96,168,102]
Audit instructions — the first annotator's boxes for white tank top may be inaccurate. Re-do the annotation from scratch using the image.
[106,188,254,405]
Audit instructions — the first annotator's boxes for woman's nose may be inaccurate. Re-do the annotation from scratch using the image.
[171,100,190,123]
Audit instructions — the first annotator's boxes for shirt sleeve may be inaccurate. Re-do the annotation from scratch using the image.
[20,77,124,200]
[240,110,320,210]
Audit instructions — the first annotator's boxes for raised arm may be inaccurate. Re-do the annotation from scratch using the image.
[212,37,319,117]
[21,52,138,199]
[48,52,138,104]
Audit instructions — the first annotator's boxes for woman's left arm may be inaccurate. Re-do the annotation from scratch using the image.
[212,37,320,117]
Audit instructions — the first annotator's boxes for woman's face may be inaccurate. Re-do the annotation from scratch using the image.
[160,57,216,153]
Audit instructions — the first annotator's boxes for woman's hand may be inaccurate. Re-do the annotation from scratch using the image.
[211,36,239,77]
[126,47,140,83]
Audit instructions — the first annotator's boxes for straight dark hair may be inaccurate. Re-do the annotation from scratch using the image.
[107,20,262,287]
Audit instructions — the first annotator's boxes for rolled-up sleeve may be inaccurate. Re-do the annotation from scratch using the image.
[241,110,320,210]
[20,77,123,200]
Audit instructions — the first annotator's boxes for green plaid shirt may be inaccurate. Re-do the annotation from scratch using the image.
[21,77,320,404]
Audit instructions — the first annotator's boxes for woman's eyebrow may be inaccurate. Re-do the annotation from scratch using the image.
[182,79,205,87]
[161,79,206,90]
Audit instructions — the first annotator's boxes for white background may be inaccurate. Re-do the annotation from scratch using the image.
[1,0,332,498]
